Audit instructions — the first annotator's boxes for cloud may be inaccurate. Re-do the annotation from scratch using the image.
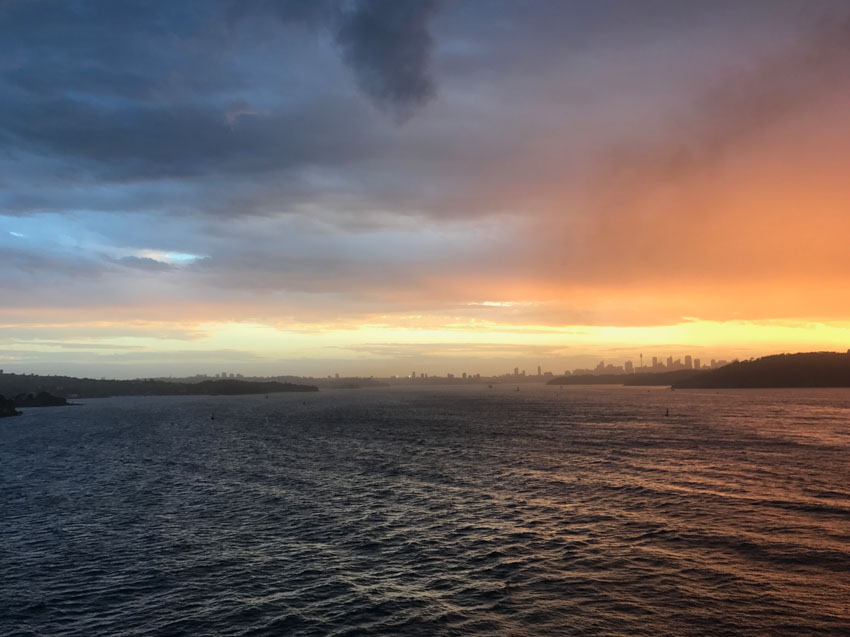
[335,0,440,120]
[4,0,850,357]
[11,341,147,351]
[117,256,174,272]
[233,0,441,119]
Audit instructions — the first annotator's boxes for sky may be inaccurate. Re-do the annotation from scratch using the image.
[3,0,850,379]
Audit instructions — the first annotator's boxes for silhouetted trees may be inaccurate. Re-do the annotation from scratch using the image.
[0,395,20,418]
[0,374,318,399]
[672,352,850,388]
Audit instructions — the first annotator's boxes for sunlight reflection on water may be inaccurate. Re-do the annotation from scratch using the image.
[2,385,849,635]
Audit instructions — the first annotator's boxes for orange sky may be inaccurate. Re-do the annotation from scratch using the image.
[3,1,850,377]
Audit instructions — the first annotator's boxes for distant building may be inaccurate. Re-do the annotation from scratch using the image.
[693,359,700,370]
[624,360,634,374]
[667,356,673,368]
[685,355,693,369]
[537,365,541,376]
[514,367,519,376]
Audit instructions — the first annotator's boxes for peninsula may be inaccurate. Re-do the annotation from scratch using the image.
[0,374,318,400]
[547,351,850,389]
[671,351,850,388]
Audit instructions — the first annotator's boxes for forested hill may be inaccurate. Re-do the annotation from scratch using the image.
[0,374,318,399]
[672,352,850,388]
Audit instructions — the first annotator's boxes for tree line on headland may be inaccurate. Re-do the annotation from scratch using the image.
[0,375,318,414]
[670,352,850,388]
[0,377,318,418]
[547,351,850,389]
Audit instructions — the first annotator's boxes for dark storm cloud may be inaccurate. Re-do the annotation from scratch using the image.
[234,0,440,118]
[0,95,380,180]
[0,0,440,194]
[335,0,440,119]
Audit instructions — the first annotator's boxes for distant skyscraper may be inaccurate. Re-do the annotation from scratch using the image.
[652,356,658,368]
[411,371,416,378]
[624,360,634,374]
[514,367,519,376]
[693,359,700,370]
[667,356,673,368]
[684,355,693,369]
[537,365,541,376]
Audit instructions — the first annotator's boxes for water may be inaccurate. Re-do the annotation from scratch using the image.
[2,385,849,636]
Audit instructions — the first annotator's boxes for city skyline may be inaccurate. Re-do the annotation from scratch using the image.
[0,349,747,381]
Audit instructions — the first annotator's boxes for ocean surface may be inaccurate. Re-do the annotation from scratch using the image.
[2,385,849,636]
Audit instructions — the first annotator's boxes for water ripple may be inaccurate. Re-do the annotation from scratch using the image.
[1,386,849,635]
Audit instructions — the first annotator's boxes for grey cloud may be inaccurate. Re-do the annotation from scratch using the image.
[117,256,174,272]
[237,0,441,119]
[335,0,440,120]
[0,97,379,180]
[0,246,106,281]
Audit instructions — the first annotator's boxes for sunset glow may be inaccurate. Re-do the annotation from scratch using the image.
[3,1,850,377]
